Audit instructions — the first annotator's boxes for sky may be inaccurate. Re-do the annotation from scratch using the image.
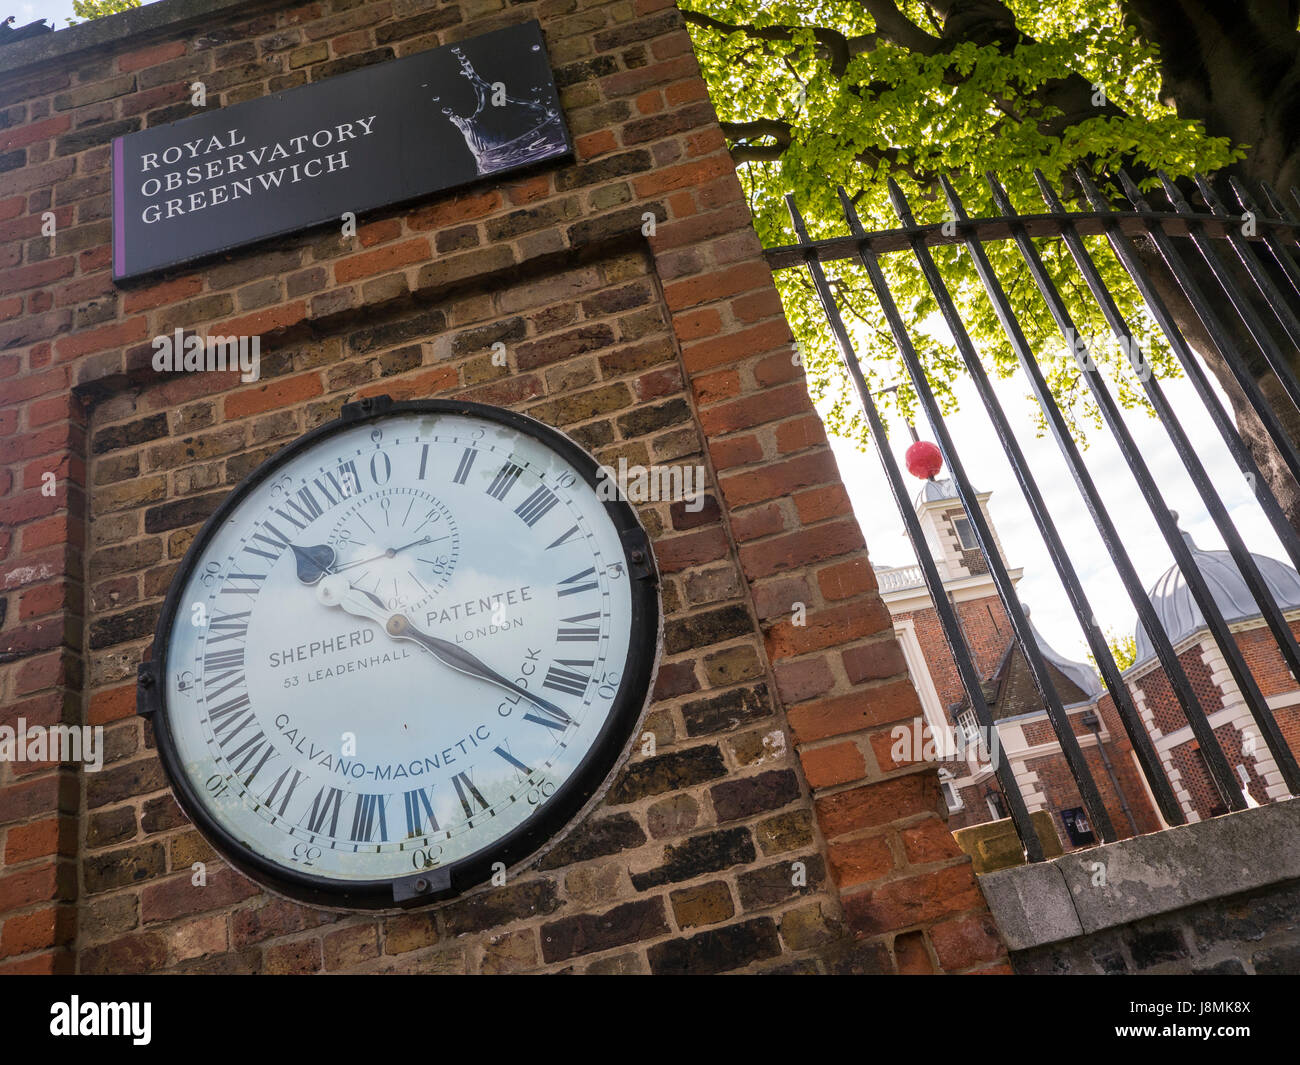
[14,0,79,29]
[824,358,1289,665]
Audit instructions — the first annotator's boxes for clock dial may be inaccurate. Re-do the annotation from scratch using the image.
[148,400,659,908]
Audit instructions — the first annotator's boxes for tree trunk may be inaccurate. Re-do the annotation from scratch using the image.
[1122,0,1300,534]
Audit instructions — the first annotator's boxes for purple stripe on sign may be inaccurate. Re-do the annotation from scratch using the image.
[112,138,125,278]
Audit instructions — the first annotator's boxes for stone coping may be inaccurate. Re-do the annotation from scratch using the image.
[0,0,268,76]
[979,797,1300,950]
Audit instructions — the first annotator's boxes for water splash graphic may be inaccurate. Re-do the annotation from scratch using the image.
[436,47,567,175]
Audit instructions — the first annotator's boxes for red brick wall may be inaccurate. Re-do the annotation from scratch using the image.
[0,0,1002,974]
[894,590,1010,712]
[1134,641,1225,738]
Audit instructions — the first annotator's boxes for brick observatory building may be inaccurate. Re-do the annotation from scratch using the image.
[877,476,1300,857]
[0,0,1008,974]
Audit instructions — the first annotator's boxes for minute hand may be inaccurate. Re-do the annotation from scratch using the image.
[387,616,575,726]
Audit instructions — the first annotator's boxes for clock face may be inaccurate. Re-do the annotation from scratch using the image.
[145,398,659,909]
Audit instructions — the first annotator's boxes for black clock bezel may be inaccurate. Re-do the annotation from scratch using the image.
[140,396,660,910]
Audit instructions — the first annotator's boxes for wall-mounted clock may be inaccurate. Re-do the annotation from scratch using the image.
[138,396,660,909]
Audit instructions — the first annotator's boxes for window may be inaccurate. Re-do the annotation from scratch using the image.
[1060,807,1096,846]
[939,770,963,812]
[958,708,986,761]
[985,790,1007,820]
[952,515,978,550]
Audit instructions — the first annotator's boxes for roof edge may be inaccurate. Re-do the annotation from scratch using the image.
[0,0,270,78]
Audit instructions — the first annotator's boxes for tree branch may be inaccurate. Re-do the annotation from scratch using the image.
[680,8,876,76]
[720,119,794,164]
[851,0,943,54]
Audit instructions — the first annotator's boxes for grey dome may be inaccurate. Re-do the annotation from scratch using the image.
[1134,531,1300,664]
[1028,615,1102,702]
[914,476,960,507]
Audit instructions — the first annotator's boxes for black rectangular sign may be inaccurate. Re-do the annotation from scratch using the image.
[111,20,571,281]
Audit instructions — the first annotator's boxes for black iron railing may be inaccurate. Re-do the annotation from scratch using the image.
[769,169,1300,861]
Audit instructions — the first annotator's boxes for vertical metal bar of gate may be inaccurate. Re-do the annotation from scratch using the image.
[829,189,1118,842]
[999,177,1254,807]
[1228,180,1300,302]
[1108,172,1300,494]
[1074,170,1300,579]
[879,178,1183,827]
[987,170,1253,809]
[1257,181,1298,227]
[1137,172,1300,415]
[784,194,1047,861]
[1035,172,1300,795]
[939,177,1243,812]
[1191,174,1300,351]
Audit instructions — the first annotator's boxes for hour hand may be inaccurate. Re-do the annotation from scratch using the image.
[291,543,338,585]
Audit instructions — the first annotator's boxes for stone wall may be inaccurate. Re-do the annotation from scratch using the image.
[982,797,1300,975]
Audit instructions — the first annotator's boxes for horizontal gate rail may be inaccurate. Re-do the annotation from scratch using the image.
[764,206,1300,271]
[772,169,1300,862]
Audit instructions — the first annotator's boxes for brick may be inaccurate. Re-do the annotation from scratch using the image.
[837,642,909,681]
[646,917,780,974]
[841,865,986,937]
[800,740,867,789]
[736,853,824,909]
[825,835,894,889]
[669,881,734,928]
[539,897,668,963]
[607,744,727,804]
[929,913,1005,971]
[787,679,925,745]
[224,372,323,419]
[0,116,71,153]
[630,826,755,890]
[710,769,799,822]
[815,772,942,839]
[119,39,188,72]
[440,880,560,937]
[535,813,646,870]
[334,237,430,283]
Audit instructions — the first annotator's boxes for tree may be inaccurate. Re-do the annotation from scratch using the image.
[681,0,1300,527]
[68,0,140,25]
[1087,628,1137,672]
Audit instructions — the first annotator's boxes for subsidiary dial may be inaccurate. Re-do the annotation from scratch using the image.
[327,487,460,612]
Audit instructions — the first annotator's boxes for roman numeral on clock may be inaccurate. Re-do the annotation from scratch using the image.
[244,519,294,563]
[226,729,276,786]
[485,461,523,500]
[207,611,250,645]
[402,787,440,838]
[451,447,477,485]
[557,566,598,597]
[350,793,391,843]
[493,742,533,776]
[547,524,580,550]
[452,772,491,820]
[514,485,558,527]
[202,647,245,701]
[543,662,591,697]
[274,485,325,529]
[299,785,345,837]
[220,572,265,600]
[557,612,601,642]
[262,767,305,818]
